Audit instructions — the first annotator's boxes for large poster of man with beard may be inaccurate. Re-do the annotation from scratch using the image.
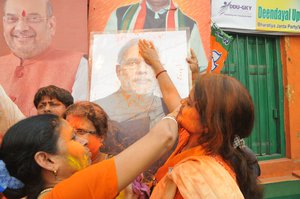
[90,30,189,180]
[0,0,88,116]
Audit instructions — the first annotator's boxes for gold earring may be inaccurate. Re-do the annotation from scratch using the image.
[53,170,57,177]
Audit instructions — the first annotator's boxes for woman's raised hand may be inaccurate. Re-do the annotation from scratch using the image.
[138,39,164,74]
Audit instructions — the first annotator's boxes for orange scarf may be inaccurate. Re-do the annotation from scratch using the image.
[152,128,241,199]
[155,128,236,183]
[155,128,196,182]
[151,155,242,199]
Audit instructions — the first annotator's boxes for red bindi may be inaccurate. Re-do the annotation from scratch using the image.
[21,10,26,17]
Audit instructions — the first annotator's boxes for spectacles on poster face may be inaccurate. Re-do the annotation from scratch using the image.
[3,14,48,24]
[120,58,142,69]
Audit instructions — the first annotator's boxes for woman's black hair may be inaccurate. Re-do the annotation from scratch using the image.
[33,85,74,108]
[0,114,61,199]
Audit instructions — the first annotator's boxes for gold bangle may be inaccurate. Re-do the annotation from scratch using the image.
[155,70,167,79]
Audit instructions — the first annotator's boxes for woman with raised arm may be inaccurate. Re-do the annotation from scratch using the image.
[139,40,263,199]
[0,108,178,198]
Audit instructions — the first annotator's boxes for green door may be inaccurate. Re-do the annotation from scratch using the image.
[222,34,285,160]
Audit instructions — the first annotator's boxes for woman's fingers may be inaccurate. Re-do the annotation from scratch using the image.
[190,48,196,58]
[150,41,155,49]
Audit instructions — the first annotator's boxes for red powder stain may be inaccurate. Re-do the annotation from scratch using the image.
[178,105,202,134]
[67,115,85,129]
[22,10,26,17]
[87,135,102,161]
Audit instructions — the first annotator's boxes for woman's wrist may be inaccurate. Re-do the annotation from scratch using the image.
[156,70,167,79]
[162,116,177,125]
[151,61,165,74]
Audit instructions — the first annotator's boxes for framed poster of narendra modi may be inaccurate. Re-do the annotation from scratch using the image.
[90,30,189,180]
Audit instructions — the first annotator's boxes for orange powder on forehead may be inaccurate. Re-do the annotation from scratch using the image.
[22,10,26,17]
[66,115,86,129]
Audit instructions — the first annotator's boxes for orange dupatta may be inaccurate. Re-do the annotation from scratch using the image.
[155,128,193,182]
[152,128,243,199]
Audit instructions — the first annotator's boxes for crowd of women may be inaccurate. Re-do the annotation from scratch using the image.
[0,40,263,199]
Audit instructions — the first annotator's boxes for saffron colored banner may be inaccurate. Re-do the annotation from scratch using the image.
[89,0,210,70]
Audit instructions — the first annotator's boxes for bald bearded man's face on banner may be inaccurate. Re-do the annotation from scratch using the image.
[3,0,56,59]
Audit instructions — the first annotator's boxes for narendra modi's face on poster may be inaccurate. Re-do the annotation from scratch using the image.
[117,43,156,95]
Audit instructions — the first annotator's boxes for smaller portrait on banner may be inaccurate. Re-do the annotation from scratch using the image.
[90,30,190,179]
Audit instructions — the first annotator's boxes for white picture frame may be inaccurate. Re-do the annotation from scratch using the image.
[90,30,190,102]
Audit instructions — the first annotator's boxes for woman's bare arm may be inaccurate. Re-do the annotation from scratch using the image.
[139,40,181,112]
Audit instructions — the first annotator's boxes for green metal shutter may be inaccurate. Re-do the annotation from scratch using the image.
[222,34,285,160]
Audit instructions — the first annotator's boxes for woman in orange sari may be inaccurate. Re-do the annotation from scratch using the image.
[0,109,178,198]
[139,40,263,199]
